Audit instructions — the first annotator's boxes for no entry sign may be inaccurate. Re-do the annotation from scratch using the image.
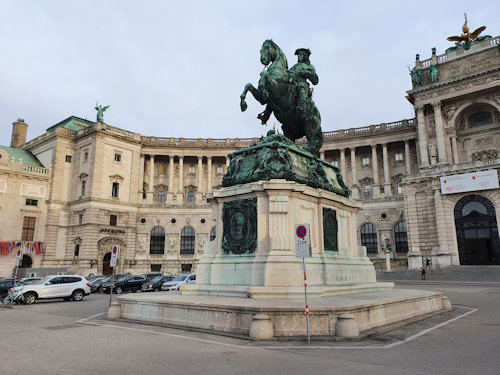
[295,224,311,258]
[110,245,119,267]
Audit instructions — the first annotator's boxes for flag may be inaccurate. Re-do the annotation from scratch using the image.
[0,242,5,255]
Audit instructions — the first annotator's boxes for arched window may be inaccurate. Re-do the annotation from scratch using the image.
[360,223,378,253]
[210,227,216,241]
[180,227,195,254]
[394,221,408,254]
[150,226,165,254]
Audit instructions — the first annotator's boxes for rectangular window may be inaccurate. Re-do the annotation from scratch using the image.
[78,214,83,225]
[188,166,196,175]
[362,157,370,166]
[395,153,403,161]
[331,160,339,167]
[110,215,117,226]
[216,166,224,174]
[25,198,38,206]
[65,155,72,163]
[158,191,166,202]
[181,264,193,272]
[22,216,36,241]
[363,185,373,197]
[111,182,119,198]
[150,264,162,272]
[186,191,195,203]
[114,153,121,162]
[84,151,89,162]
[81,181,86,197]
[396,185,403,195]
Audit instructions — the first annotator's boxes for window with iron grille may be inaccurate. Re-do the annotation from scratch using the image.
[360,223,378,253]
[180,227,195,254]
[394,221,408,253]
[150,226,165,254]
[22,216,36,241]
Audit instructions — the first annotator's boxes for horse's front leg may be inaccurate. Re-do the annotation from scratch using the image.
[240,83,267,112]
[240,83,254,112]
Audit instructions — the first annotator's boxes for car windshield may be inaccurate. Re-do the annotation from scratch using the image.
[38,277,52,285]
[14,281,25,287]
[175,275,188,281]
[150,276,163,282]
[90,278,104,285]
[116,276,128,282]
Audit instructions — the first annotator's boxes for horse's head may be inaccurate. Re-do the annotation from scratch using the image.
[260,40,277,66]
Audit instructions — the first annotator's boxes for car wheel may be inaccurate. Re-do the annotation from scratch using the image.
[63,296,71,301]
[155,287,160,292]
[72,290,84,301]
[24,292,36,305]
[98,286,103,293]
[115,287,123,294]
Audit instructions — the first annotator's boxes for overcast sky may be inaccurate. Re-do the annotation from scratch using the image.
[1,1,498,143]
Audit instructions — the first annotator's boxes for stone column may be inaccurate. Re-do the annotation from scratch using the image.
[350,148,358,199]
[404,140,412,174]
[340,149,346,177]
[138,154,145,201]
[148,155,155,203]
[225,156,230,168]
[416,106,429,168]
[433,101,448,164]
[451,136,459,164]
[177,156,184,201]
[371,145,380,197]
[405,192,422,269]
[320,151,325,160]
[433,188,453,267]
[382,143,392,196]
[197,156,203,203]
[207,156,212,193]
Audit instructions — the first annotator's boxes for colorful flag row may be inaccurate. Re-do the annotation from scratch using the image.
[0,241,45,255]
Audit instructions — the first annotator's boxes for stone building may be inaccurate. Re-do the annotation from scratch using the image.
[0,32,498,277]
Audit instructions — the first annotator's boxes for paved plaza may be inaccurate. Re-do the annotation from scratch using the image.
[1,279,499,375]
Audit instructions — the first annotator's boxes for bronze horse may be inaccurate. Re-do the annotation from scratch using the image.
[240,40,323,156]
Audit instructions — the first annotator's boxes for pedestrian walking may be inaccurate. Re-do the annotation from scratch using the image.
[420,267,426,280]
[425,257,431,268]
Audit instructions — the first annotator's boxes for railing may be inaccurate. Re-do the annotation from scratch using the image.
[323,119,415,139]
[421,54,448,67]
[491,37,500,46]
[103,124,136,138]
[2,160,51,176]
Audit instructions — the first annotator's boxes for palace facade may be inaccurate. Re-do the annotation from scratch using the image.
[0,33,499,277]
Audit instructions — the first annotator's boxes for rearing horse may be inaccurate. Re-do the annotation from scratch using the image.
[240,40,323,156]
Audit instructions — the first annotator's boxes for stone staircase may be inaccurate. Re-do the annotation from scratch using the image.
[376,266,500,283]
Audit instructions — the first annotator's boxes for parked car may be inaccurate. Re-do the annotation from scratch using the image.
[161,274,196,291]
[91,274,125,293]
[141,273,163,281]
[21,275,91,305]
[20,277,43,285]
[141,276,176,292]
[101,275,147,294]
[0,278,25,299]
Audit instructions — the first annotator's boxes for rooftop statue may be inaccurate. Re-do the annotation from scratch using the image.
[95,101,109,123]
[447,13,486,50]
[240,40,323,157]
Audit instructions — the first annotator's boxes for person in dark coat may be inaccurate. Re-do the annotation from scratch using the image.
[420,267,426,280]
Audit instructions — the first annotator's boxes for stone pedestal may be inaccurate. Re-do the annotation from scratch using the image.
[182,180,392,299]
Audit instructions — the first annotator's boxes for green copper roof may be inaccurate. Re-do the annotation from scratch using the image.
[46,116,94,132]
[0,146,43,167]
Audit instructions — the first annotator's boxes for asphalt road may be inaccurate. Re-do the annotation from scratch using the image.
[1,284,499,375]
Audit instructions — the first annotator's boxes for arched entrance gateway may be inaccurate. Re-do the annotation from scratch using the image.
[98,237,126,275]
[454,195,500,265]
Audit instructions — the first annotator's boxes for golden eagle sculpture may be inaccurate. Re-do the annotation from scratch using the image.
[447,13,486,50]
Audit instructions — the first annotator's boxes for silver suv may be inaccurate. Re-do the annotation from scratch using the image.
[21,275,91,305]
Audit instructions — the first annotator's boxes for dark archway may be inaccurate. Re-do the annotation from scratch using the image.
[454,195,500,265]
[19,255,33,268]
[102,252,113,275]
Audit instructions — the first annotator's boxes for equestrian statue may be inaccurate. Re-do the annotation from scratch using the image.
[240,40,323,157]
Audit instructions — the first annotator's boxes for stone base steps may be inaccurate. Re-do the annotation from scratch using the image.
[376,265,500,282]
[116,289,446,339]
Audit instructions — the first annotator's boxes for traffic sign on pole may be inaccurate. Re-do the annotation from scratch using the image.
[294,224,311,258]
[110,245,119,267]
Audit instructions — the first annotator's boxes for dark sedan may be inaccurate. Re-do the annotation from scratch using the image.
[141,276,176,292]
[101,275,147,294]
[0,279,25,298]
